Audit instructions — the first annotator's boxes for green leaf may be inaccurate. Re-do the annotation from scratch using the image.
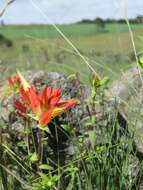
[138,54,143,68]
[61,124,72,133]
[100,77,110,86]
[39,164,53,171]
[91,89,96,98]
[17,141,27,148]
[39,126,50,132]
[30,152,38,162]
[41,137,48,142]
[88,130,96,149]
[91,115,96,124]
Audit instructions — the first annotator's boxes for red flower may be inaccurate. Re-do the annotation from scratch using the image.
[8,76,20,88]
[15,71,79,127]
[37,86,79,126]
[14,99,27,118]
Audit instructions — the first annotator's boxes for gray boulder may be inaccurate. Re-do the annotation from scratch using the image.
[109,67,143,159]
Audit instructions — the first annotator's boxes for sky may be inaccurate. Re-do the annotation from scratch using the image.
[0,0,143,24]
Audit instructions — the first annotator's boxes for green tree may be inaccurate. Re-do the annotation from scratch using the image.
[94,17,105,32]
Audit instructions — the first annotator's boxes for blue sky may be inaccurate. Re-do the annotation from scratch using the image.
[0,0,143,24]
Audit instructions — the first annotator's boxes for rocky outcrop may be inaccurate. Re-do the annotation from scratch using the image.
[109,67,143,159]
[109,67,142,110]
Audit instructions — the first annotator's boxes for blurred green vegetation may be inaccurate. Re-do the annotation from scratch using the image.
[0,23,142,82]
[0,23,143,39]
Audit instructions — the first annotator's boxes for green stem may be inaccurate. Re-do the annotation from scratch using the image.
[36,128,41,162]
[25,119,31,156]
[0,127,8,190]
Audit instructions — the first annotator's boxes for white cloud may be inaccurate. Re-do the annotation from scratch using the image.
[0,0,143,24]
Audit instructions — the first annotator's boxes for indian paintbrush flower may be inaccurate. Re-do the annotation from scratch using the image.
[2,75,21,98]
[14,71,79,127]
[8,76,20,87]
[8,76,21,93]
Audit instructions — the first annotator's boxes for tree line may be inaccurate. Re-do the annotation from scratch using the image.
[78,15,143,24]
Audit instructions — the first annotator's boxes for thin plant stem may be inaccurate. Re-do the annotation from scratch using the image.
[25,119,31,156]
[0,0,15,16]
[29,0,100,77]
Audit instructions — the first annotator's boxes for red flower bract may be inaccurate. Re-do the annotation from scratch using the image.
[14,99,27,118]
[15,71,79,127]
[8,76,20,88]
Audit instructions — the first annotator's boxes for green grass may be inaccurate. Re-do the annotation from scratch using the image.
[0,23,143,39]
[0,23,142,82]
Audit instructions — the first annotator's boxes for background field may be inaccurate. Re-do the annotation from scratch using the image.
[0,23,143,82]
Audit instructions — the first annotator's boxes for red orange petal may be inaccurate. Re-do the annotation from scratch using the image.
[57,99,79,109]
[39,109,53,126]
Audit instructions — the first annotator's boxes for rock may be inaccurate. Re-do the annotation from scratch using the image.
[109,67,143,159]
[109,67,142,106]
